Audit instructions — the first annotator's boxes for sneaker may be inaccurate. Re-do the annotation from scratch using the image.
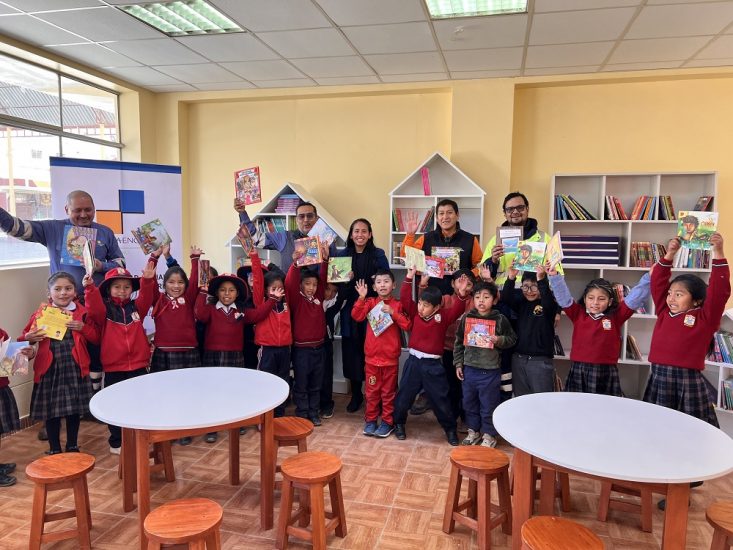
[0,474,16,487]
[0,463,16,475]
[446,430,459,446]
[395,424,406,440]
[409,393,431,415]
[481,434,498,448]
[320,406,334,419]
[204,432,218,443]
[109,446,121,455]
[462,429,481,446]
[37,427,48,441]
[363,421,378,436]
[374,423,394,438]
[309,416,322,427]
[179,437,192,446]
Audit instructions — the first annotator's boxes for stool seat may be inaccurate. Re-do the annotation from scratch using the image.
[706,500,733,550]
[450,446,510,473]
[281,451,341,484]
[274,417,314,442]
[521,516,603,550]
[26,453,95,483]
[144,498,223,546]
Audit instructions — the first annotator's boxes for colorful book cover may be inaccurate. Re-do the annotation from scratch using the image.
[404,246,426,272]
[543,231,564,269]
[424,256,445,279]
[464,317,496,349]
[431,247,461,275]
[294,236,322,266]
[677,211,718,250]
[131,219,171,255]
[234,166,261,206]
[420,166,431,195]
[236,222,254,255]
[36,304,71,341]
[60,226,97,266]
[367,301,394,337]
[199,259,210,288]
[512,240,547,272]
[0,339,27,377]
[496,226,522,254]
[308,218,338,247]
[327,257,351,283]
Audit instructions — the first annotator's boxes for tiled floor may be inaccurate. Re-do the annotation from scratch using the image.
[0,394,729,549]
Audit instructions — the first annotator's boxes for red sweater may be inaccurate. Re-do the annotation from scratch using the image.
[352,296,410,367]
[565,300,634,365]
[20,301,99,383]
[400,277,468,356]
[195,293,275,351]
[0,329,9,389]
[649,258,730,370]
[85,277,155,372]
[251,251,292,347]
[151,255,199,350]
[285,261,328,347]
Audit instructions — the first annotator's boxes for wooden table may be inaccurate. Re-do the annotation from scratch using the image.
[493,392,733,550]
[90,367,289,549]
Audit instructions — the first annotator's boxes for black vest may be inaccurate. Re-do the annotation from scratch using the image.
[421,228,474,295]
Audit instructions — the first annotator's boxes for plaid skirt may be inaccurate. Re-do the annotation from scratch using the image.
[565,361,624,397]
[0,386,20,434]
[643,363,719,427]
[150,348,201,373]
[31,334,93,421]
[202,350,245,369]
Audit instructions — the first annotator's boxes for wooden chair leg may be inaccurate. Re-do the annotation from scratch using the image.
[558,472,571,513]
[497,470,512,536]
[329,476,347,538]
[476,474,491,550]
[538,468,555,515]
[640,487,653,533]
[72,477,92,550]
[29,483,47,550]
[443,464,461,534]
[189,540,206,550]
[297,438,308,453]
[206,527,222,549]
[160,441,175,482]
[298,486,311,528]
[597,480,612,522]
[710,529,729,550]
[82,475,92,529]
[276,480,294,550]
[309,484,327,550]
[467,478,478,519]
[146,541,162,550]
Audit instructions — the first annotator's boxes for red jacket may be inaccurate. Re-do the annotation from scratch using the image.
[351,296,410,367]
[195,293,275,351]
[20,301,99,382]
[251,251,292,347]
[151,255,199,350]
[85,276,155,372]
[0,329,9,389]
[285,261,328,347]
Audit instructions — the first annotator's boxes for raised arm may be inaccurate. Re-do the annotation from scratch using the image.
[501,270,522,311]
[185,249,201,304]
[391,301,412,331]
[0,208,51,245]
[652,238,677,311]
[400,270,418,319]
[242,297,277,324]
[83,282,107,328]
[704,233,731,322]
[623,271,651,312]
[285,263,301,304]
[194,292,212,324]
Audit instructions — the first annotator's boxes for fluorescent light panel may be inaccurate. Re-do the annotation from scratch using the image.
[424,0,527,19]
[118,0,243,36]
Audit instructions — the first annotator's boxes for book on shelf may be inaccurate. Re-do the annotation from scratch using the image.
[554,194,596,220]
[692,195,714,212]
[612,283,647,314]
[463,317,496,349]
[327,257,351,283]
[424,256,445,278]
[420,166,431,195]
[392,208,434,232]
[392,241,405,265]
[404,246,426,272]
[234,166,261,206]
[255,217,287,234]
[604,196,628,220]
[630,242,667,268]
[677,210,719,250]
[496,226,522,254]
[673,247,710,269]
[60,226,97,266]
[131,219,171,255]
[275,193,300,214]
[553,335,565,356]
[367,301,394,337]
[658,195,676,220]
[630,195,658,220]
[721,377,733,410]
[560,235,620,266]
[308,218,338,246]
[512,240,547,272]
[626,334,643,361]
[709,331,733,364]
[293,236,322,267]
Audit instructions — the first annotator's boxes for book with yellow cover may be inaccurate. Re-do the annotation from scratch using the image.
[36,304,72,341]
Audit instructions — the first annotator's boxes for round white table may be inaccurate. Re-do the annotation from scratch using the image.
[494,392,733,550]
[91,367,289,549]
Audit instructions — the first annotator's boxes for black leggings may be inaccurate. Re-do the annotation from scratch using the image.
[45,415,81,452]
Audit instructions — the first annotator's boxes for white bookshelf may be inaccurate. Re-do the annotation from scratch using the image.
[550,172,717,398]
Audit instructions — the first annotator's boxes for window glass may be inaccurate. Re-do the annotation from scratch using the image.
[0,56,60,127]
[60,77,118,143]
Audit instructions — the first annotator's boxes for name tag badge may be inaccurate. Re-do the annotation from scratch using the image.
[684,314,696,327]
[435,313,442,323]
[131,311,140,322]
[177,297,185,304]
[602,318,612,330]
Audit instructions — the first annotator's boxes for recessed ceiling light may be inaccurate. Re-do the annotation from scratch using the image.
[424,0,528,19]
[117,1,243,37]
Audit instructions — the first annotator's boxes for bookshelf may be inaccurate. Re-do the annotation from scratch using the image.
[705,310,733,429]
[550,172,717,399]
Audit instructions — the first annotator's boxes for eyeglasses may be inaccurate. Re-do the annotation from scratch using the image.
[520,284,538,292]
[504,204,527,214]
[296,213,316,220]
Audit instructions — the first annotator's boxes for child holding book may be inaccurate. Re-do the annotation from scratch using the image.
[84,261,158,454]
[351,269,411,437]
[0,328,20,486]
[548,266,651,395]
[454,281,517,447]
[393,266,472,445]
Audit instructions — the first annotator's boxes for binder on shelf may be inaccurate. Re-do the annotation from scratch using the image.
[560,234,620,266]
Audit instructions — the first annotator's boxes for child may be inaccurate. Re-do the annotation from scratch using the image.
[351,269,411,437]
[393,266,472,445]
[502,267,559,396]
[548,266,651,396]
[250,249,289,417]
[0,328,20,486]
[84,260,158,454]
[454,281,517,447]
[150,246,203,373]
[285,245,329,425]
[645,234,729,426]
[321,283,345,419]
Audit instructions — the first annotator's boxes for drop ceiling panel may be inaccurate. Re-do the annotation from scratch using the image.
[290,56,373,78]
[443,48,523,71]
[2,0,100,9]
[524,65,599,76]
[696,35,733,59]
[534,0,641,11]
[530,8,636,45]
[364,52,444,74]
[146,83,197,92]
[0,14,85,45]
[154,63,242,83]
[47,43,141,67]
[609,36,712,63]
[451,69,520,78]
[380,72,448,82]
[35,6,162,42]
[249,78,316,88]
[603,60,682,71]
[194,81,256,90]
[104,38,209,65]
[526,42,615,68]
[685,57,733,67]
[434,14,527,50]
[258,28,355,58]
[342,22,436,55]
[220,60,306,80]
[175,34,280,63]
[626,3,733,39]
[209,0,331,32]
[102,66,182,85]
[314,75,381,85]
[316,0,426,26]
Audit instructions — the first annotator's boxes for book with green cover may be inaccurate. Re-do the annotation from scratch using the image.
[327,257,351,283]
[512,240,547,272]
[678,211,718,250]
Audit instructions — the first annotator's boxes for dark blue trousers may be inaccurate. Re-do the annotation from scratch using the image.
[258,346,291,417]
[292,345,324,419]
[320,339,334,412]
[393,355,456,431]
[462,366,501,436]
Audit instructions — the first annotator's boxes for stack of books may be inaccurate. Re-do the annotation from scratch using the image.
[275,194,301,213]
[255,217,287,234]
[721,378,733,410]
[554,195,596,220]
[708,331,733,364]
[658,195,676,220]
[630,196,657,220]
[392,208,434,232]
[693,195,714,212]
[560,235,620,266]
[604,196,628,220]
[673,247,710,269]
[630,242,667,268]
[626,334,643,361]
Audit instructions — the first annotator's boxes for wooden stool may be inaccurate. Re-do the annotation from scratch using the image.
[442,446,512,550]
[521,516,603,549]
[118,440,175,482]
[26,452,95,550]
[144,497,222,549]
[597,480,654,532]
[276,451,347,550]
[511,466,571,513]
[274,417,314,478]
[706,500,733,550]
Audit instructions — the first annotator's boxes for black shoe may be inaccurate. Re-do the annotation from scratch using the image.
[0,474,16,487]
[45,449,62,456]
[346,396,363,413]
[239,427,248,435]
[0,463,16,475]
[320,406,334,419]
[65,446,80,453]
[690,480,703,488]
[310,416,322,427]
[204,432,218,443]
[179,437,192,446]
[657,497,691,511]
[446,430,459,446]
[37,428,48,441]
[395,424,406,440]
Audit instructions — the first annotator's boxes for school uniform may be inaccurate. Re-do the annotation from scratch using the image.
[0,330,20,435]
[440,292,473,420]
[321,288,345,415]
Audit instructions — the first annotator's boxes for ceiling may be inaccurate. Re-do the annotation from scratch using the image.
[1,0,733,92]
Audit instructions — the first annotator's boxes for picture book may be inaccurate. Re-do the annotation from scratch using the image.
[199,259,210,288]
[404,246,426,272]
[82,238,95,275]
[677,211,719,250]
[131,219,171,255]
[0,338,28,377]
[543,231,564,269]
[308,218,338,247]
[236,222,254,255]
[294,236,322,266]
[424,256,445,279]
[367,301,394,337]
[464,317,496,349]
[327,257,351,283]
[60,226,97,266]
[512,240,547,272]
[431,247,461,275]
[36,304,72,341]
[234,166,261,206]
[496,226,522,254]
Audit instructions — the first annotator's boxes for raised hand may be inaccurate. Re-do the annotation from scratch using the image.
[406,266,417,279]
[24,328,47,344]
[150,246,164,259]
[490,243,505,263]
[711,232,724,259]
[190,245,203,256]
[320,242,330,261]
[455,275,471,297]
[355,279,368,299]
[544,261,558,276]
[420,272,430,287]
[507,267,519,280]
[405,210,420,235]
[161,243,171,258]
[665,237,681,260]
[234,198,246,213]
[82,274,94,288]
[142,260,157,279]
[269,286,285,301]
[536,264,546,280]
[479,264,494,282]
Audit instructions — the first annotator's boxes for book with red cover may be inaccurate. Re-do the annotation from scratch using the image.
[464,317,496,349]
[234,166,262,206]
[294,236,322,266]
